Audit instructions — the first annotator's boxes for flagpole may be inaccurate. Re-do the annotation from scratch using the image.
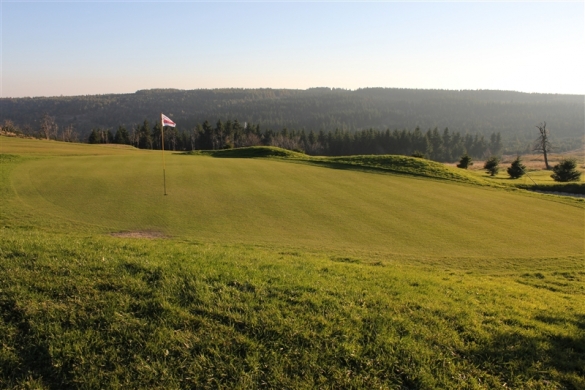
[161,113,167,196]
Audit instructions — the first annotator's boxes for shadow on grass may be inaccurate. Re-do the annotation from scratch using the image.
[470,315,585,388]
[515,182,585,195]
[0,296,63,389]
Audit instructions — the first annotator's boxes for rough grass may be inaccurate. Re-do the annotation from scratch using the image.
[0,136,139,156]
[1,137,584,388]
[1,230,584,389]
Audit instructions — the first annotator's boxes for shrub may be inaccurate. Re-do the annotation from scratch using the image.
[551,159,582,182]
[507,156,526,179]
[457,154,473,169]
[411,151,425,158]
[483,156,500,176]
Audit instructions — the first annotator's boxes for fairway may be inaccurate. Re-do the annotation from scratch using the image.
[9,149,584,258]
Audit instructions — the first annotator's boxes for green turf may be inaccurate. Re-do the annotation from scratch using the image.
[5,142,583,258]
[1,137,584,389]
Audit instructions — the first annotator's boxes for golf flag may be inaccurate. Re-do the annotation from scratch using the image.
[161,113,176,128]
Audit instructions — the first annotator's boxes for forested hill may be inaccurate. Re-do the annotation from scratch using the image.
[1,88,583,152]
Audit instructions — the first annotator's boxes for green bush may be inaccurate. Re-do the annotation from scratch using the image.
[483,156,500,176]
[457,154,473,169]
[507,156,526,179]
[551,159,582,182]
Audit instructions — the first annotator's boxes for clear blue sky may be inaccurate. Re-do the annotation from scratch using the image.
[2,1,584,97]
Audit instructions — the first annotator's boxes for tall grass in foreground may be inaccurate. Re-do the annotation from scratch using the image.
[1,230,584,389]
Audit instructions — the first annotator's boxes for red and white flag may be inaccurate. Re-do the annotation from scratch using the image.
[161,113,176,128]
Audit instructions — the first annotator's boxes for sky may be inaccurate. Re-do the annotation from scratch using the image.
[1,1,584,97]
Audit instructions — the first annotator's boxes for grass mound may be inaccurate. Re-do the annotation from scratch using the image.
[315,154,486,184]
[198,146,306,159]
[187,147,485,185]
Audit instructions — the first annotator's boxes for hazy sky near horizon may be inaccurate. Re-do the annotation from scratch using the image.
[2,1,584,97]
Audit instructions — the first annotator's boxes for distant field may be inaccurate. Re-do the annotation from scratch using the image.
[1,137,584,389]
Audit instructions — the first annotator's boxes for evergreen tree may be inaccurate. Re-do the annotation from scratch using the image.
[152,121,163,150]
[457,154,473,169]
[442,128,452,161]
[490,132,503,156]
[192,124,203,150]
[201,120,213,150]
[138,120,152,149]
[215,119,224,149]
[507,156,526,179]
[88,129,100,144]
[551,159,581,182]
[114,126,130,144]
[483,156,500,176]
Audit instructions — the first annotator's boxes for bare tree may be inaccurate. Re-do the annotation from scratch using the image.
[239,132,262,147]
[62,124,78,142]
[21,124,34,137]
[39,113,58,140]
[270,134,302,150]
[131,125,140,147]
[533,122,551,170]
[1,120,18,135]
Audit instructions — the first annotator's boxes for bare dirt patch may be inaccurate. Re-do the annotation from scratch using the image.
[110,231,166,239]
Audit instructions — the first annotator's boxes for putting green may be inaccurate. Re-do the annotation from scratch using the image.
[10,150,584,258]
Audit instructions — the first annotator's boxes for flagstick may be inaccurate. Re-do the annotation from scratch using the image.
[161,114,167,196]
[525,170,537,185]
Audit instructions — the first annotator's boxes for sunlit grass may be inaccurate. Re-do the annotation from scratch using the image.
[1,137,584,388]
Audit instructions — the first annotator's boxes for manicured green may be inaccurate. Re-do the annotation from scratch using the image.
[1,137,584,389]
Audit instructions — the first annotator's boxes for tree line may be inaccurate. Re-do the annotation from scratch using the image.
[88,118,502,162]
[1,88,581,154]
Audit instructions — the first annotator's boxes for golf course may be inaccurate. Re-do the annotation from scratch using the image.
[1,136,584,389]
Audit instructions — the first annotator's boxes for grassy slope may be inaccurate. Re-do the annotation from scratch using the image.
[1,138,584,389]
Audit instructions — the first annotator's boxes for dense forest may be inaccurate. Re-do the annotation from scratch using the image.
[1,88,582,154]
[86,119,502,162]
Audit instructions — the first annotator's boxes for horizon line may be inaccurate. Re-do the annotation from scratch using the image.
[3,87,585,99]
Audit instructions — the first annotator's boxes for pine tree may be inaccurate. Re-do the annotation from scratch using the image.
[457,154,473,169]
[138,120,152,149]
[88,129,100,144]
[114,126,130,144]
[483,156,500,176]
[507,156,526,179]
[551,159,581,182]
